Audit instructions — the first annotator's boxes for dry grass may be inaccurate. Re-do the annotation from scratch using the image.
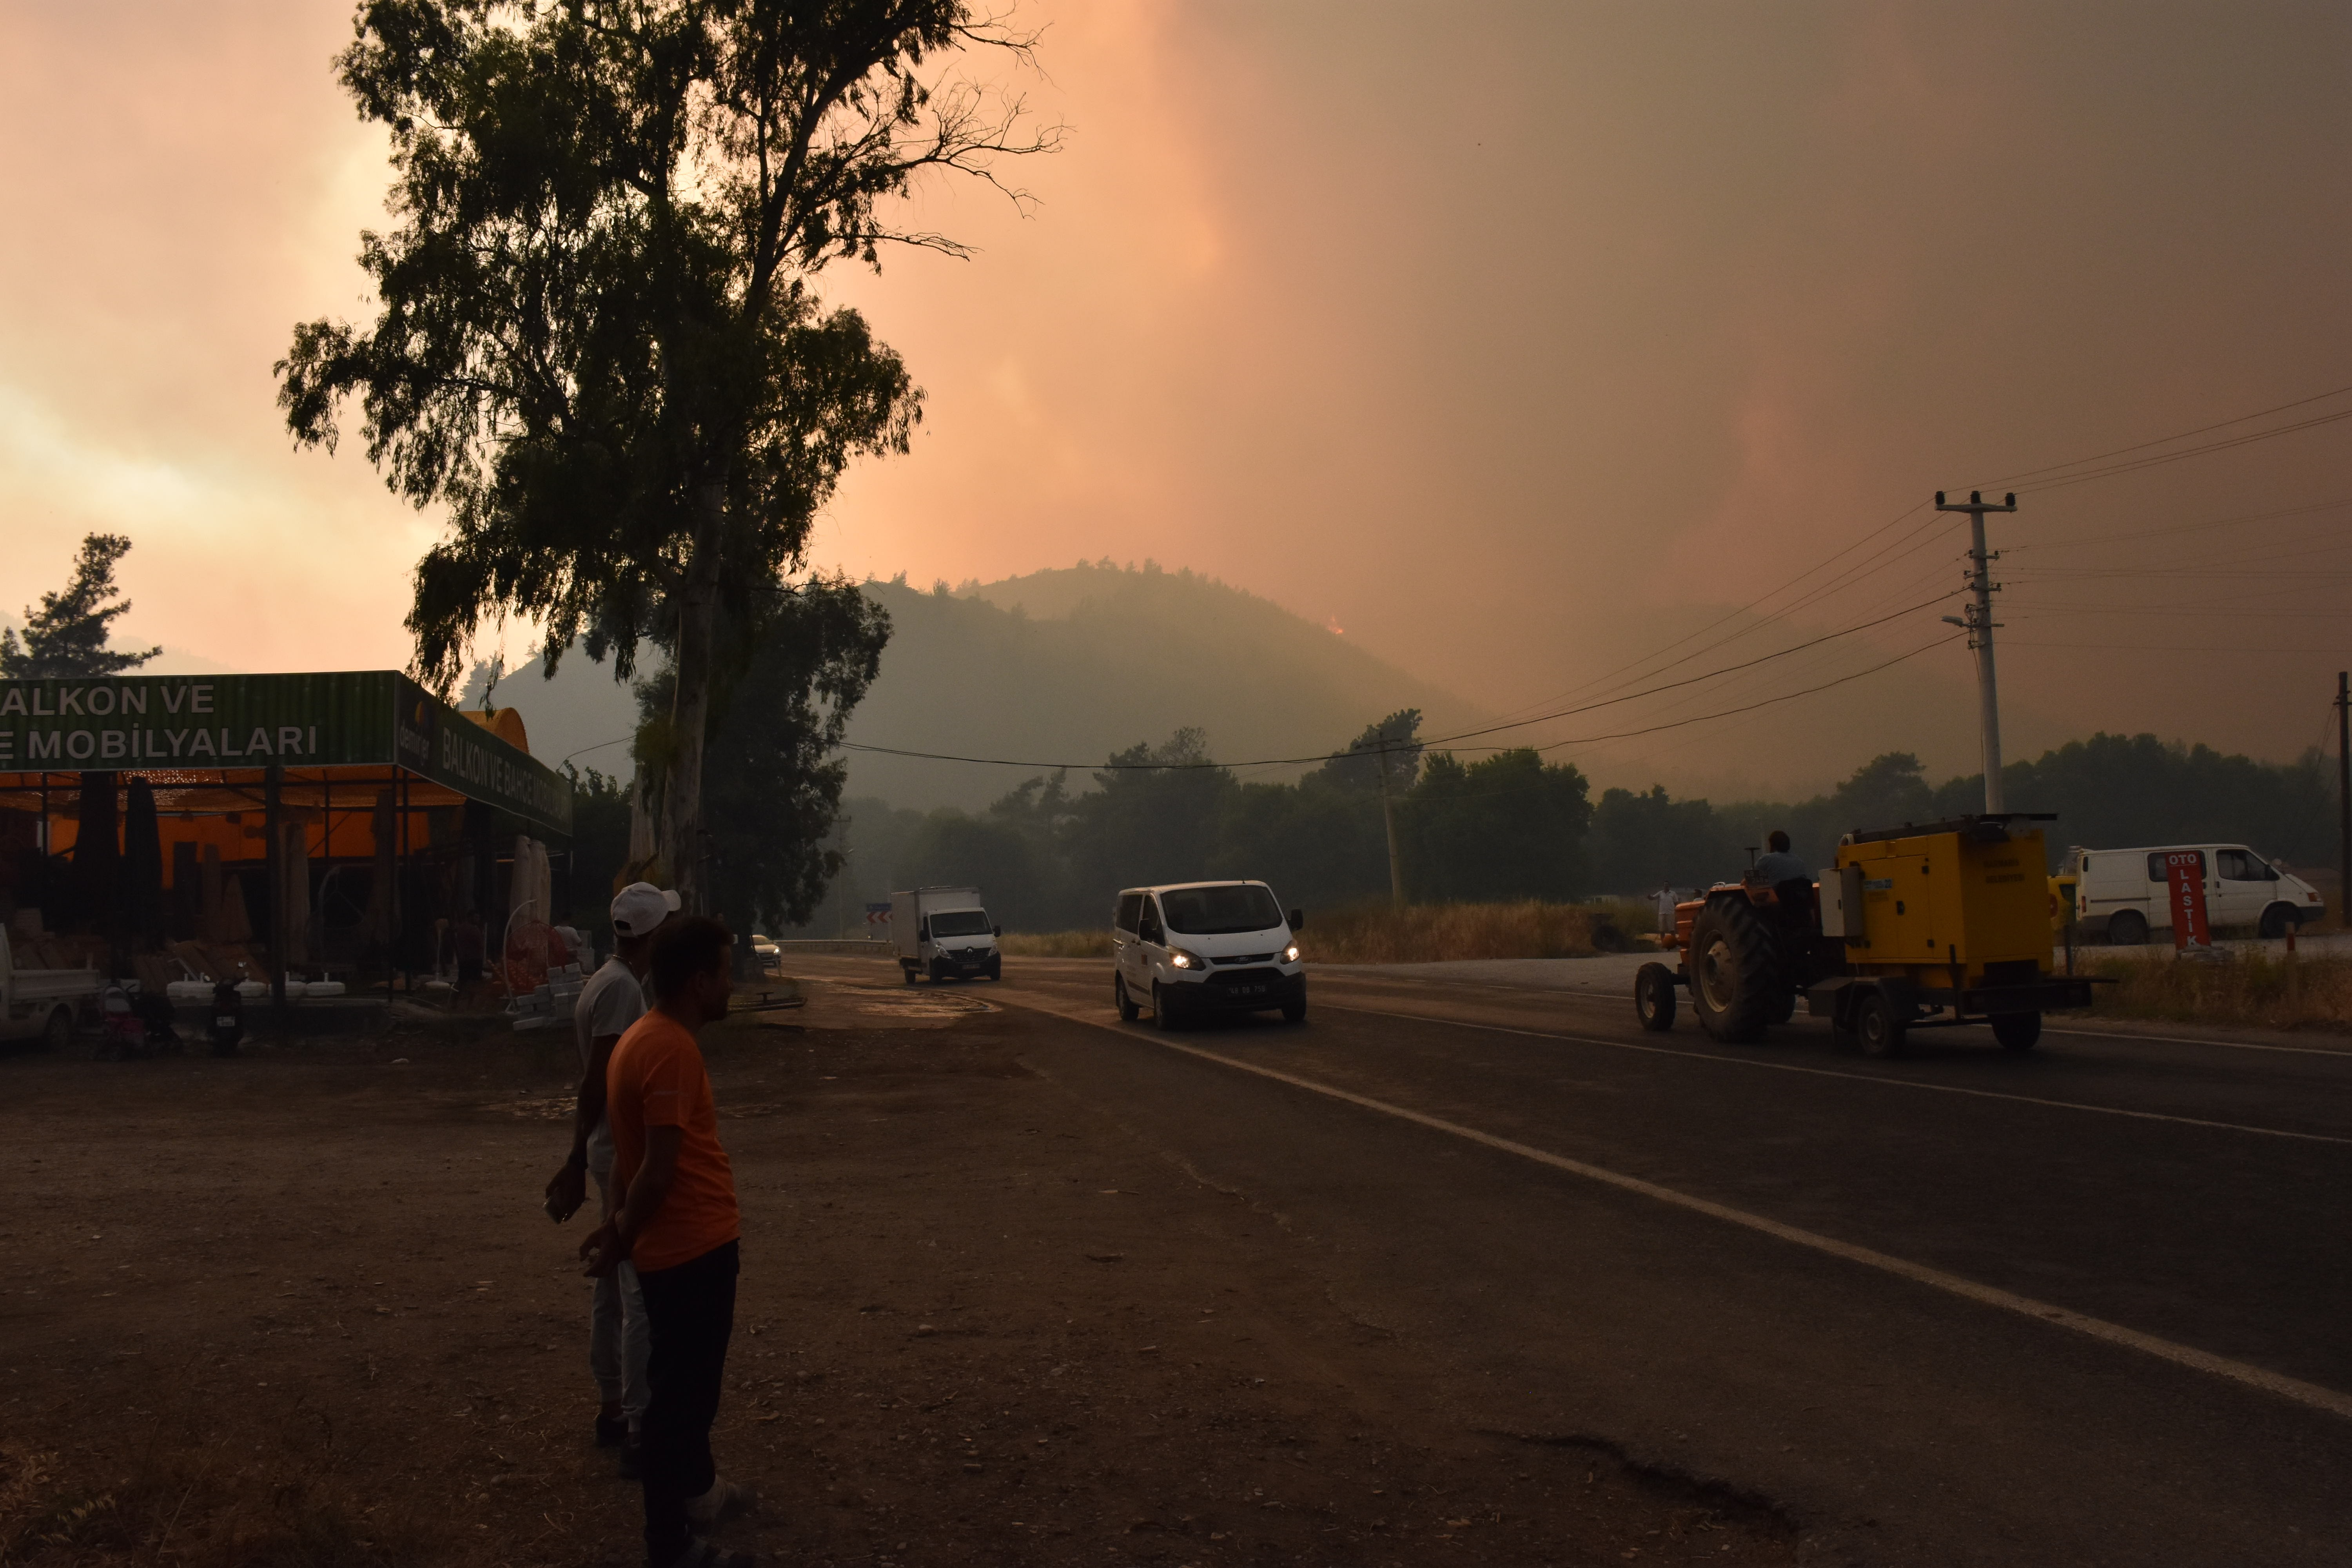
[2077,950,2352,1033]
[0,1434,435,1568]
[1001,929,1117,958]
[1299,899,1654,965]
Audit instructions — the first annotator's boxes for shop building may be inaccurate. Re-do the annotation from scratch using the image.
[0,671,575,1009]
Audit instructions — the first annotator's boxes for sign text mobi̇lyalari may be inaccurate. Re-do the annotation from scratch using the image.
[0,671,572,834]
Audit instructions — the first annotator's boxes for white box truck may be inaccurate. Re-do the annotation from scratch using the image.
[891,886,1002,984]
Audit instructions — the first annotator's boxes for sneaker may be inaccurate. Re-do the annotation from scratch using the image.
[684,1477,756,1529]
[618,1430,644,1480]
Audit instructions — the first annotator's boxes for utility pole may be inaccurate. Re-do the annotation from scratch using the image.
[2337,671,2349,928]
[1376,740,1406,906]
[1937,489,2017,813]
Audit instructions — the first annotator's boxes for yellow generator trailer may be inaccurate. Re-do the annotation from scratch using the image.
[1633,814,2100,1057]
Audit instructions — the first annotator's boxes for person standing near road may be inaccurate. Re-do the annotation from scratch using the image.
[581,915,757,1568]
[545,881,680,1476]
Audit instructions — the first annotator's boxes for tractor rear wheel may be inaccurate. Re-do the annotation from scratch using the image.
[1686,897,1777,1044]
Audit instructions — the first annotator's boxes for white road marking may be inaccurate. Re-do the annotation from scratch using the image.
[995,988,2352,1424]
[1006,972,2352,1142]
[1321,969,2352,1059]
[2042,1026,2352,1059]
[1311,1004,2352,1147]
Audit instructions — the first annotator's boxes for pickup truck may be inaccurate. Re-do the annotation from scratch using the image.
[1,928,101,1048]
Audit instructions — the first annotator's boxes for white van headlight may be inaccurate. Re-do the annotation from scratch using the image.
[1283,941,1301,963]
[1169,947,1207,970]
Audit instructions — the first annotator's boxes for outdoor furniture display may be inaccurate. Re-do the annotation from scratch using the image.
[0,671,575,1022]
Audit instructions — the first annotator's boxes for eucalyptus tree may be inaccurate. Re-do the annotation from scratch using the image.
[279,0,1049,906]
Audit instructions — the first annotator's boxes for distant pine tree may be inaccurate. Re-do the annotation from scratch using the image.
[0,533,161,678]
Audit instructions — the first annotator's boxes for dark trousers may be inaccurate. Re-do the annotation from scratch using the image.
[635,1240,739,1566]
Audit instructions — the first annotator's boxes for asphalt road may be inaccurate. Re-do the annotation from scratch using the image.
[883,953,2352,1566]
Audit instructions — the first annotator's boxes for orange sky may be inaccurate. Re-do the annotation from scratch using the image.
[4,2,2350,797]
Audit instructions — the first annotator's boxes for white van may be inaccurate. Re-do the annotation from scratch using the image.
[1111,881,1306,1028]
[2068,844,2323,944]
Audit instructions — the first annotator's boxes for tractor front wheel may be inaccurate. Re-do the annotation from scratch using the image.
[1634,963,1677,1033]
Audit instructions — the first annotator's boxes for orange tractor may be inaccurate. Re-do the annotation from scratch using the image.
[1633,815,2101,1056]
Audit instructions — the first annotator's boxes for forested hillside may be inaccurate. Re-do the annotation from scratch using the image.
[808,724,2342,932]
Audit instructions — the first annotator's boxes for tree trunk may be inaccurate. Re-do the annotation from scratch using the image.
[660,480,727,912]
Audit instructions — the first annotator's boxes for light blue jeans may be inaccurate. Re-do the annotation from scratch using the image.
[590,1164,650,1425]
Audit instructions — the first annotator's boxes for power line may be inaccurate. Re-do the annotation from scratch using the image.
[1524,634,1963,754]
[839,591,1963,773]
[833,390,2352,782]
[2020,495,2352,552]
[1458,387,2352,742]
[1479,500,1935,724]
[1980,383,2352,488]
[841,630,1966,774]
[2010,407,2352,494]
[1406,589,1961,750]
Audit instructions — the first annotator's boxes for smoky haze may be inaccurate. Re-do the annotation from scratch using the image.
[1,2,2347,800]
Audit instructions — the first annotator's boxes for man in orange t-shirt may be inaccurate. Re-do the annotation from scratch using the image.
[581,915,755,1568]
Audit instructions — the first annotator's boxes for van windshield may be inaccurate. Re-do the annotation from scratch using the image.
[930,910,992,937]
[1161,884,1283,935]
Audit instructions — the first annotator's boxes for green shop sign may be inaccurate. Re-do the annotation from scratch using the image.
[0,671,572,834]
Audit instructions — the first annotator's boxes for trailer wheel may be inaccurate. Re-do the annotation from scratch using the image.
[2107,909,2149,947]
[1992,1012,2042,1052]
[1633,963,1677,1032]
[42,1006,73,1053]
[1855,991,1906,1058]
[1686,897,1776,1044]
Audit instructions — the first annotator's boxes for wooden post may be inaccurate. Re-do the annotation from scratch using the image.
[265,764,286,1013]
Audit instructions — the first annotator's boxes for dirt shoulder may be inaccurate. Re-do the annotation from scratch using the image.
[0,972,1794,1566]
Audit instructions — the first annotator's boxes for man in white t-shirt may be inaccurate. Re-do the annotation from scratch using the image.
[546,881,680,1475]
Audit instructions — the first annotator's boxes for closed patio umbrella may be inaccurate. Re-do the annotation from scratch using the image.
[72,771,119,938]
[122,777,165,948]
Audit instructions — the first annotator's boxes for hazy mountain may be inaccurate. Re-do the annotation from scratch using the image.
[466,562,1490,812]
[857,563,1488,810]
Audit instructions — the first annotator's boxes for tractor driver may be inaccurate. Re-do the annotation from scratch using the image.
[1752,830,1815,914]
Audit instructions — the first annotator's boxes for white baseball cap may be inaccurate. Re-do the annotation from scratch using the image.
[611,882,682,937]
